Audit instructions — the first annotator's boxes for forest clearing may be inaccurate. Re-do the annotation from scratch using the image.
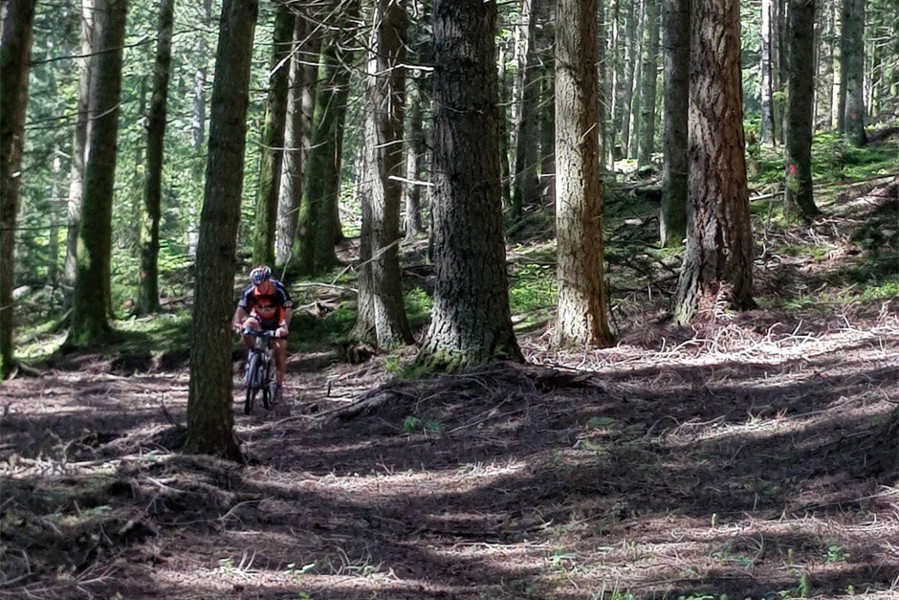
[1,172,897,600]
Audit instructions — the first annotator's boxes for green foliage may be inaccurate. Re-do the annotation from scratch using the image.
[403,287,432,328]
[508,261,556,315]
[824,544,848,564]
[402,415,443,435]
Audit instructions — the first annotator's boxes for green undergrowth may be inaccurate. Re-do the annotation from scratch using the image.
[10,124,899,372]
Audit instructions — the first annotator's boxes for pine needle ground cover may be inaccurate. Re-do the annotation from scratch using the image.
[1,175,898,599]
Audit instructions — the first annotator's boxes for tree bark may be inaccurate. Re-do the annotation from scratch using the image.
[784,0,820,222]
[352,0,413,349]
[0,0,37,378]
[760,0,775,144]
[402,76,426,240]
[276,10,319,267]
[63,0,103,305]
[660,0,689,247]
[184,0,259,462]
[840,0,866,146]
[67,0,128,347]
[673,0,755,324]
[252,3,293,268]
[135,0,175,315]
[510,0,541,222]
[187,0,212,258]
[292,0,358,276]
[417,0,522,371]
[636,0,660,168]
[552,0,612,349]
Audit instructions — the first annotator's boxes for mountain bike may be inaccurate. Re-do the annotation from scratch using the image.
[242,329,282,415]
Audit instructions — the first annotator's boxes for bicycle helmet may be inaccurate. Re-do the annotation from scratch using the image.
[249,265,272,285]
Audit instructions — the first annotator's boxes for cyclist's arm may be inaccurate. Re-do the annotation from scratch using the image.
[232,306,249,332]
[233,286,254,331]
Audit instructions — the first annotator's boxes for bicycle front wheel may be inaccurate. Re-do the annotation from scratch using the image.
[262,359,274,409]
[244,352,261,415]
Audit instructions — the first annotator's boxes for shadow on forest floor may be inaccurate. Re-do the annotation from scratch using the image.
[0,179,897,599]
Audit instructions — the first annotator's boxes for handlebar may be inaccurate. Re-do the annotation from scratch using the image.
[240,328,285,339]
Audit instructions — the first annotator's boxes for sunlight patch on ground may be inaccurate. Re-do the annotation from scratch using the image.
[295,459,531,496]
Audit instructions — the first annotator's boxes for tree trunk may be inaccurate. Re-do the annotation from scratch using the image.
[674,0,755,324]
[0,0,37,378]
[402,76,426,240]
[760,0,775,144]
[539,58,556,204]
[417,0,522,371]
[660,0,688,247]
[252,3,293,268]
[292,0,358,276]
[552,0,613,350]
[67,0,128,347]
[510,0,541,222]
[63,0,102,305]
[352,0,413,349]
[596,0,608,170]
[276,9,319,267]
[784,0,820,222]
[619,0,638,158]
[187,0,212,258]
[47,150,63,285]
[539,13,555,204]
[184,0,259,462]
[840,0,866,146]
[773,0,787,146]
[135,0,175,316]
[636,0,659,168]
[815,0,836,130]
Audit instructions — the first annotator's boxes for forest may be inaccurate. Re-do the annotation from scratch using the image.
[1,0,898,598]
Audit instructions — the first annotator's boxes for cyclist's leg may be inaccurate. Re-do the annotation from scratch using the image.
[241,316,262,349]
[271,338,287,385]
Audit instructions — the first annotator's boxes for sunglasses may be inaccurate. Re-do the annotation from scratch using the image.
[256,304,276,312]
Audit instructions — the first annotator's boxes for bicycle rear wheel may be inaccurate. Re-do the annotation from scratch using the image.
[244,352,261,415]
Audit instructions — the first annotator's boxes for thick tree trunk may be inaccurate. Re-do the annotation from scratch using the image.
[552,0,612,350]
[784,0,820,222]
[252,4,293,268]
[0,0,37,378]
[660,0,689,247]
[417,0,522,371]
[135,0,175,315]
[68,0,128,347]
[184,0,259,462]
[352,0,413,349]
[840,0,866,146]
[674,0,755,324]
[276,10,319,267]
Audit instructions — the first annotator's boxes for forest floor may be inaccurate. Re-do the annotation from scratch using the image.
[1,177,898,600]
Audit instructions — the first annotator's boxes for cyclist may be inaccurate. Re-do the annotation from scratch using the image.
[232,265,293,402]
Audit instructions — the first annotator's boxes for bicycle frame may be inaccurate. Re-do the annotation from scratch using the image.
[242,329,281,415]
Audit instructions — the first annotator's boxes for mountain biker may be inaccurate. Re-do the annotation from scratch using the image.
[232,265,293,402]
